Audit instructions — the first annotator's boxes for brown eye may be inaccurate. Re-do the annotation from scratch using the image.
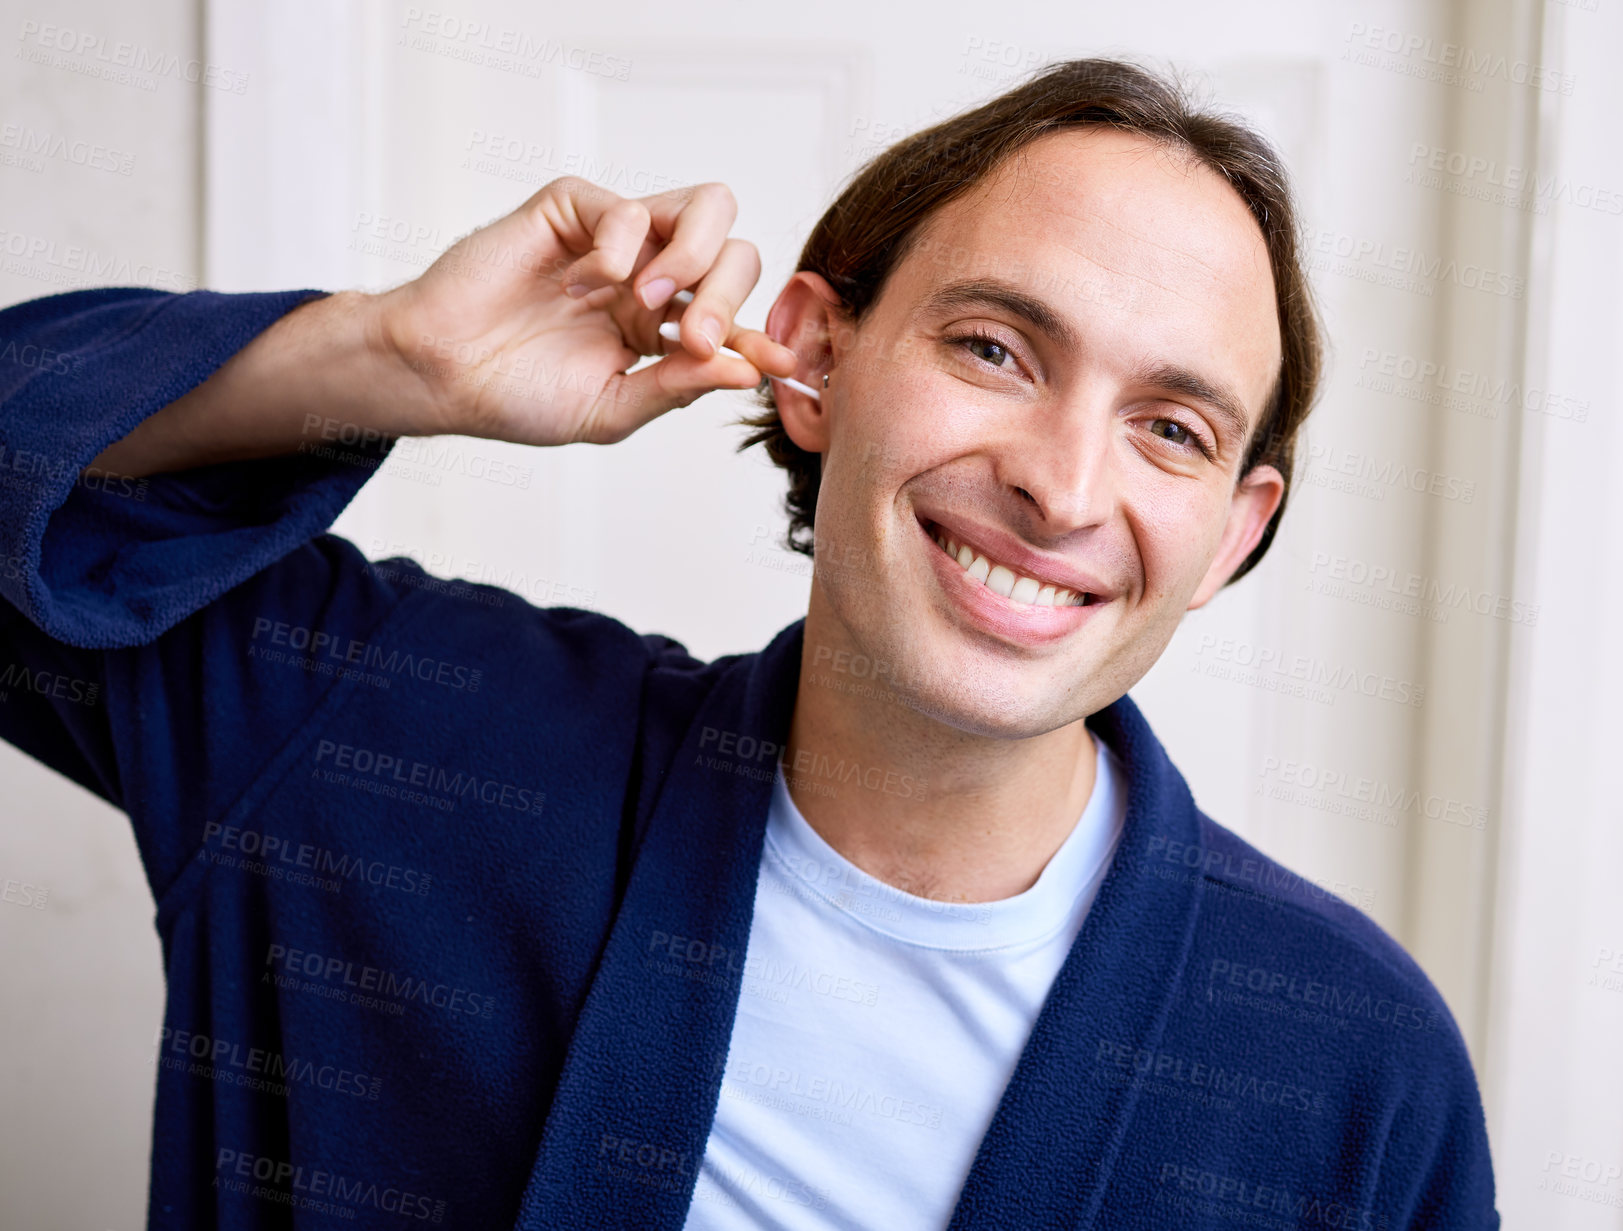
[1150,418,1192,446]
[963,336,1011,368]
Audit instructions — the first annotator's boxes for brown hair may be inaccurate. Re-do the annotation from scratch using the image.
[738,57,1323,584]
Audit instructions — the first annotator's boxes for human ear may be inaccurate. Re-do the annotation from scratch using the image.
[764,272,847,455]
[1186,463,1286,609]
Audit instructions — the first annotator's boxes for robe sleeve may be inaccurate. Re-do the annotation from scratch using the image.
[0,287,422,901]
[1387,1046,1501,1229]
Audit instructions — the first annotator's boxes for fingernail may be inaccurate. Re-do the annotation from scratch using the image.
[699,318,721,352]
[640,277,676,310]
[565,282,589,299]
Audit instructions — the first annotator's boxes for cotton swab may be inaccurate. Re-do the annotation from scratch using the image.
[658,289,821,401]
[656,322,821,401]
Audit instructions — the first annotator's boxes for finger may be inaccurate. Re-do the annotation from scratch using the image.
[716,326,799,378]
[674,237,766,358]
[633,183,739,310]
[526,174,625,257]
[646,319,792,375]
[557,197,653,297]
[578,351,763,444]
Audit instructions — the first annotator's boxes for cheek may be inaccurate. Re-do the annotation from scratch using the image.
[831,366,967,491]
[1126,481,1233,597]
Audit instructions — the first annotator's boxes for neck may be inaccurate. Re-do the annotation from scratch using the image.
[783,592,1099,905]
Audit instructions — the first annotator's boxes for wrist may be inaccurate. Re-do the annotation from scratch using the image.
[362,284,470,439]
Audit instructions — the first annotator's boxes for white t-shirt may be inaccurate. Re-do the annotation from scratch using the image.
[681,735,1127,1230]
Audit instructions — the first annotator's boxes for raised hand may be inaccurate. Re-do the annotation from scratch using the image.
[377,177,801,446]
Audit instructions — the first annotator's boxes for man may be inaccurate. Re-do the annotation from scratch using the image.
[0,58,1496,1229]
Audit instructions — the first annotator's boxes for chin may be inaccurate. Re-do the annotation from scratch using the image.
[871,630,1094,741]
[912,689,1077,741]
[815,568,1104,744]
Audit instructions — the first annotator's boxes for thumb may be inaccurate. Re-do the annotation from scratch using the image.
[575,350,764,443]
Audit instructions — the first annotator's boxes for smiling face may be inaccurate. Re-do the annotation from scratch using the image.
[773,127,1286,739]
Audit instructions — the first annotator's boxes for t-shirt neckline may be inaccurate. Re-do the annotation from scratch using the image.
[762,735,1125,953]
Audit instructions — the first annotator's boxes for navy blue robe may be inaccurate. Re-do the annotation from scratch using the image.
[0,288,1499,1229]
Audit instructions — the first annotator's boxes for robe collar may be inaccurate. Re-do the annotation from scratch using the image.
[515,618,1205,1230]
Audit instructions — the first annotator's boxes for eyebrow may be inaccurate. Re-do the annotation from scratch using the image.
[916,276,1257,448]
[918,278,1080,353]
[1124,361,1254,448]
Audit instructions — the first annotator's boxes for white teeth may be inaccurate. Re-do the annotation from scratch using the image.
[930,527,1091,609]
[986,564,1017,598]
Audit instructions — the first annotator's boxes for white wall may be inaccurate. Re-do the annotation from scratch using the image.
[2,0,1619,1226]
[1481,2,1623,1225]
[0,0,196,1225]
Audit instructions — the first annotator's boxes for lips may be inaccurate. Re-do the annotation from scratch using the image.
[916,512,1113,607]
[907,512,1112,648]
[925,525,1091,607]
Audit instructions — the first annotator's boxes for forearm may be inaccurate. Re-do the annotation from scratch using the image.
[84,176,786,475]
[88,289,443,478]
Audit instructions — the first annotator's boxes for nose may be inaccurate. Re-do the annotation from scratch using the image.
[990,396,1116,537]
